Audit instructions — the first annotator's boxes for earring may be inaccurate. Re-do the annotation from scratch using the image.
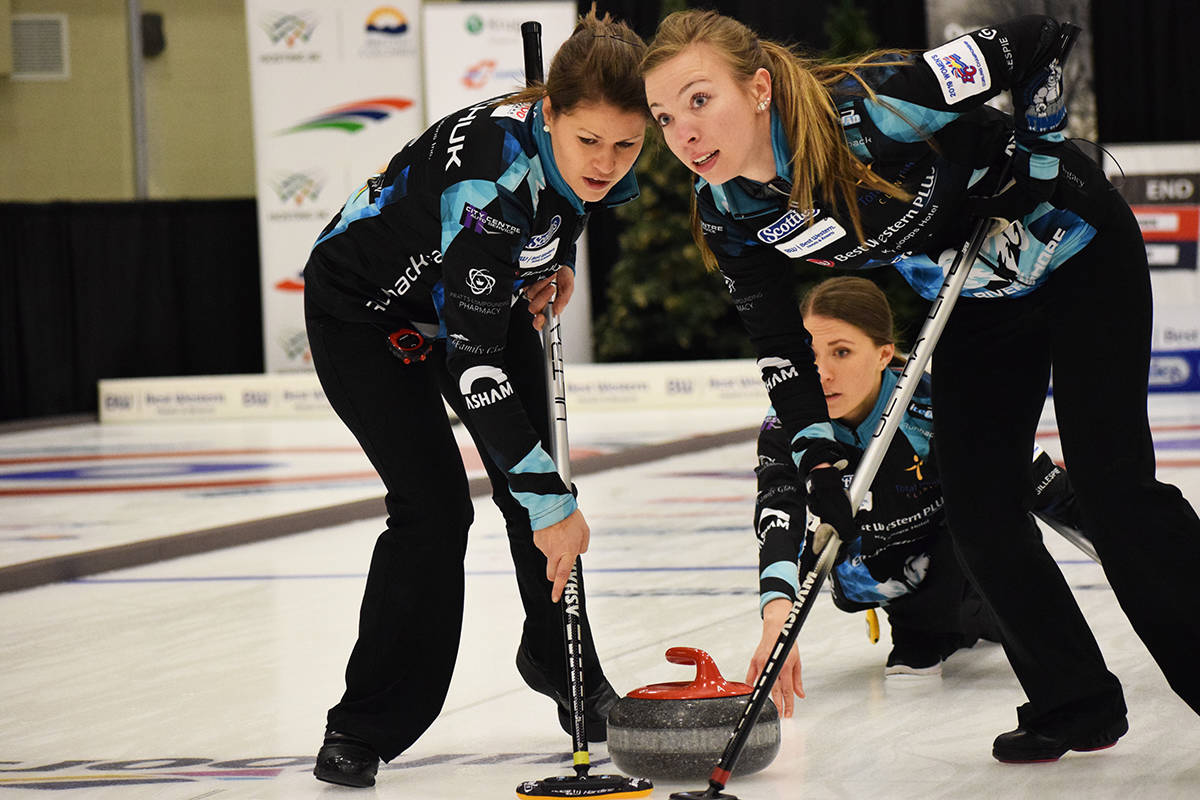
[757,98,770,112]
[543,124,550,132]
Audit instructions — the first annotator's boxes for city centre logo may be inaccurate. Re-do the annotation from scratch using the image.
[278,97,414,135]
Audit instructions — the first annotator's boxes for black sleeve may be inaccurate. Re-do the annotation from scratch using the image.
[755,411,809,611]
[697,194,843,472]
[873,16,1070,118]
[439,180,576,529]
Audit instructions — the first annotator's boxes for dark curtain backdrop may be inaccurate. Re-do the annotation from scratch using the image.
[0,201,262,421]
[2,1,1194,420]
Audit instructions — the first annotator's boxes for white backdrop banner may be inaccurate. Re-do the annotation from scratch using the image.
[420,2,574,124]
[245,2,424,372]
[1106,143,1200,392]
[420,2,594,362]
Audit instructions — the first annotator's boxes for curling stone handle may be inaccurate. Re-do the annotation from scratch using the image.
[665,647,740,693]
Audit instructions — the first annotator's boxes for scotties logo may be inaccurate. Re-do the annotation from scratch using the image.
[757,208,817,244]
[460,204,521,236]
[278,98,414,135]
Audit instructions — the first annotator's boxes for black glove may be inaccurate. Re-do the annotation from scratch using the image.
[968,18,1070,233]
[803,464,855,547]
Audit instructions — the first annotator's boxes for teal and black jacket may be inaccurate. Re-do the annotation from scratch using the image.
[305,96,638,530]
[695,16,1113,477]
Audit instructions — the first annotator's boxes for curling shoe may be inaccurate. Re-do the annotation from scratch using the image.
[883,628,952,677]
[515,643,620,742]
[992,717,1128,763]
[314,730,379,787]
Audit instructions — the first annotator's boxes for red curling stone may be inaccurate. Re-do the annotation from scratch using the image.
[607,647,780,781]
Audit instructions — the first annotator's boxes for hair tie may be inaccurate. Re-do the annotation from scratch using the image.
[593,33,637,46]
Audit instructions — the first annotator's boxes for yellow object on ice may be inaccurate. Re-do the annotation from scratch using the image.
[516,789,653,800]
[866,608,880,643]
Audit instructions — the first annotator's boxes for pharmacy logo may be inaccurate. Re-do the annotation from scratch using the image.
[259,12,318,47]
[278,97,414,135]
[269,172,323,205]
[365,6,409,36]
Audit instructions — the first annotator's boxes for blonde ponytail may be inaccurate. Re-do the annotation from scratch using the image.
[644,11,917,270]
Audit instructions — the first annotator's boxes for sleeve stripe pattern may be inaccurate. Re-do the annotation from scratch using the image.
[868,94,960,142]
[508,443,578,529]
[439,179,501,253]
[759,560,801,613]
[314,181,397,248]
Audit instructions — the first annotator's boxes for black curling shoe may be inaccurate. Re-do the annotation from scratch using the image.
[992,718,1128,763]
[515,643,620,742]
[314,731,380,787]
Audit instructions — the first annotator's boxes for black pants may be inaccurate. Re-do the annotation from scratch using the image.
[305,292,605,761]
[932,193,1200,736]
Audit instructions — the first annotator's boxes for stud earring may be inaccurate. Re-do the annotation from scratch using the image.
[757,98,770,112]
[543,124,550,132]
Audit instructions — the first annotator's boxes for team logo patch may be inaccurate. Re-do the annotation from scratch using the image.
[458,365,514,409]
[518,240,559,270]
[757,356,799,390]
[773,218,847,259]
[757,208,817,244]
[757,507,791,544]
[492,101,533,121]
[461,203,521,236]
[527,215,562,249]
[466,268,496,295]
[923,35,991,105]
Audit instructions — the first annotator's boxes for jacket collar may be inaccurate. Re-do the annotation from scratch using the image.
[833,366,898,445]
[701,108,794,220]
